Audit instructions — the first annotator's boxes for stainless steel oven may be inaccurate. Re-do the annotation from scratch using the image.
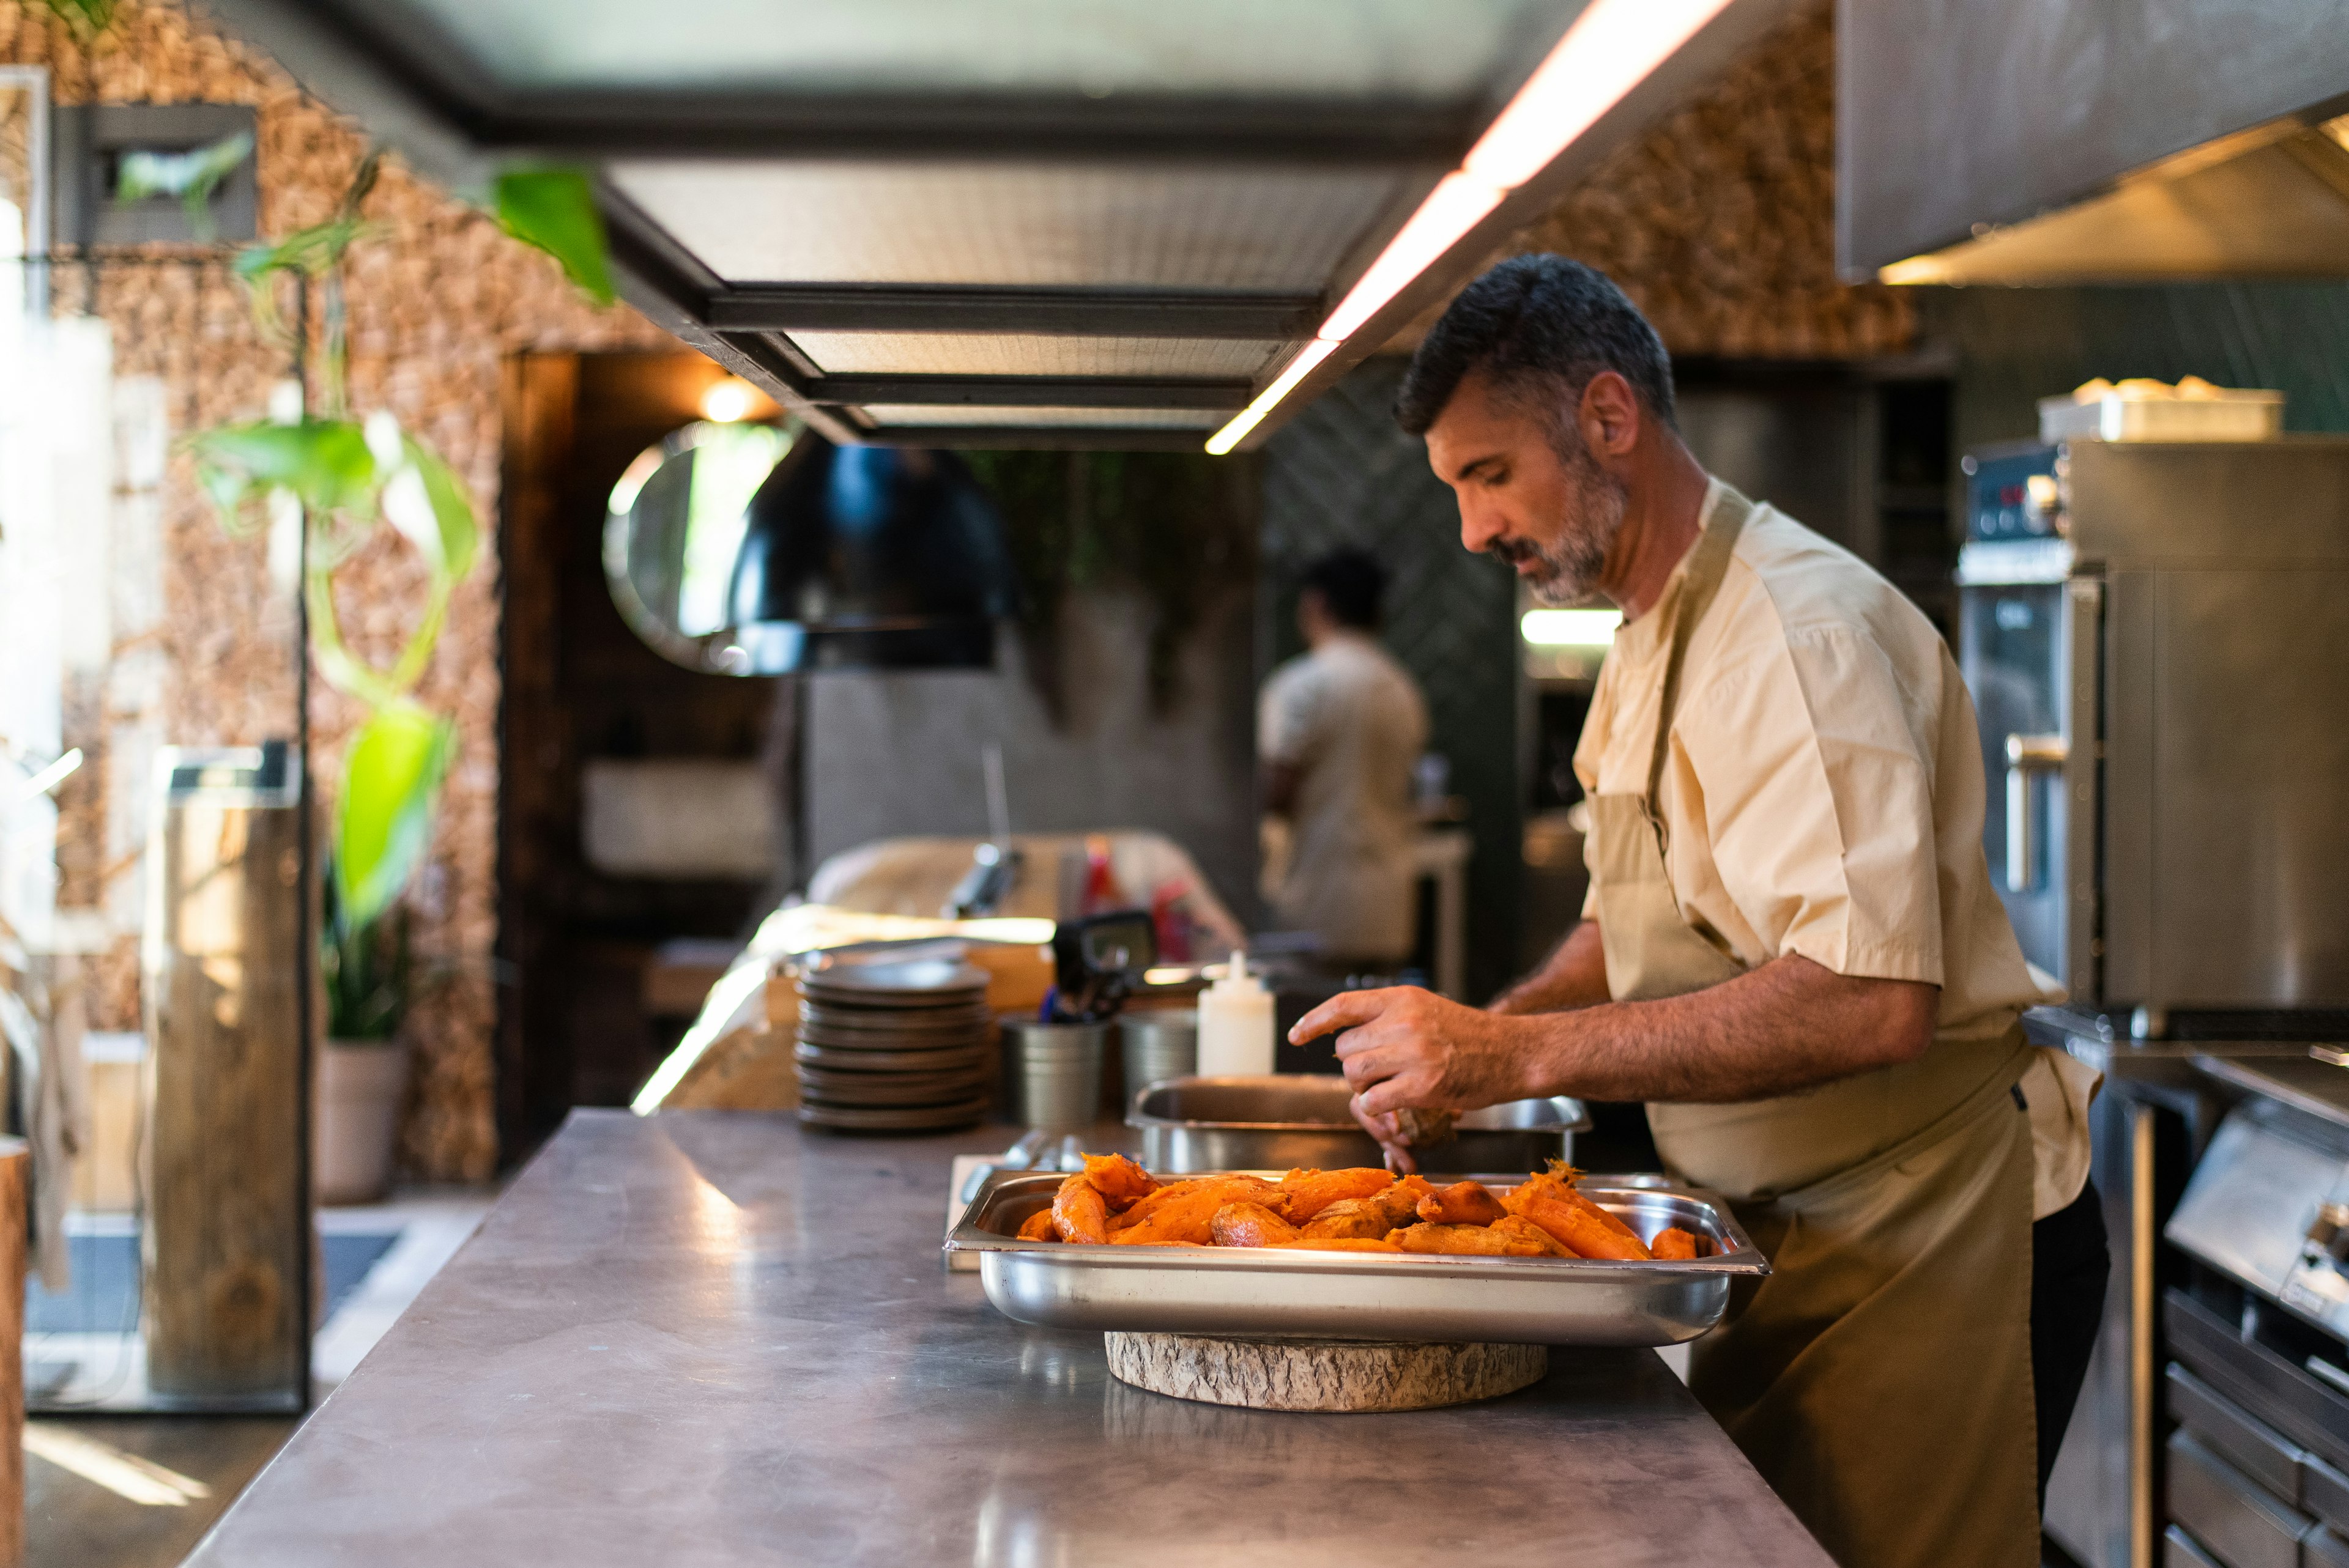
[1958,438,2349,1029]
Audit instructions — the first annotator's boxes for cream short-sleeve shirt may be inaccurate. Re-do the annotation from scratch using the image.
[1573,483,2093,1216]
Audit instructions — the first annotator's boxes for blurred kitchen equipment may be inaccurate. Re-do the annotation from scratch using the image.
[944,744,1019,919]
[957,1128,1049,1204]
[998,1019,1107,1133]
[1130,1075,1588,1174]
[1956,438,2349,1023]
[1195,950,1275,1076]
[142,743,306,1409]
[1046,908,1156,1024]
[2038,378,2284,445]
[1119,1013,1198,1101]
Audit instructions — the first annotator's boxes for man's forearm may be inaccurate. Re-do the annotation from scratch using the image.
[1507,955,1937,1103]
[1488,920,1610,1015]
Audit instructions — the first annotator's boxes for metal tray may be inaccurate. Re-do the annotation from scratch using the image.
[1129,1074,1589,1175]
[947,1169,1767,1346]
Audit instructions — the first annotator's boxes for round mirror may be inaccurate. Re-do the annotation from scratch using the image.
[603,419,796,674]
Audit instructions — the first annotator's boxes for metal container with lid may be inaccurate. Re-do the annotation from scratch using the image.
[1129,1074,1589,1175]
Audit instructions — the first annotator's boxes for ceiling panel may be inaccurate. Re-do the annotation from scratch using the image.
[606,160,1427,288]
[858,404,1223,429]
[787,332,1284,379]
[368,0,1578,100]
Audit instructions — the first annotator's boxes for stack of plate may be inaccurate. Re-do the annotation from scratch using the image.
[794,957,993,1132]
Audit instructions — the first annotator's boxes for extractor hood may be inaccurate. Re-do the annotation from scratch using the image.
[1841,0,2349,286]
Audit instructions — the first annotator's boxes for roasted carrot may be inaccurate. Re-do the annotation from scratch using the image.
[1209,1201,1301,1248]
[1277,1167,1395,1224]
[1015,1208,1060,1242]
[1390,1222,1552,1257]
[1052,1172,1110,1244]
[1264,1237,1405,1253]
[1650,1226,1699,1260]
[1416,1180,1508,1227]
[1080,1152,1157,1208]
[1509,1191,1652,1260]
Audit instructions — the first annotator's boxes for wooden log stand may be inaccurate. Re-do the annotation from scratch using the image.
[1104,1333,1546,1413]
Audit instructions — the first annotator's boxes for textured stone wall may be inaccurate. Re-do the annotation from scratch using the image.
[1499,3,1912,361]
[6,0,671,1178]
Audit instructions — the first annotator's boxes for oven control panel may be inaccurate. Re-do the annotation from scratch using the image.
[1962,443,2063,542]
[2170,1101,2349,1338]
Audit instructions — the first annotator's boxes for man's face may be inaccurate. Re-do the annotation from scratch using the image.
[1422,369,1629,607]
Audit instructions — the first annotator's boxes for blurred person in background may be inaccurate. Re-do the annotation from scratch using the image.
[1258,549,1428,972]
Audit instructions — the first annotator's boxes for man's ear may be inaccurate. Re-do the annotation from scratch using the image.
[1577,371,1642,460]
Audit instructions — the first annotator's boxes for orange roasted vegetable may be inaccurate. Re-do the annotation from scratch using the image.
[1112,1177,1285,1245]
[1299,1176,1433,1241]
[1507,1189,1650,1260]
[1111,1175,1282,1232]
[1390,1221,1559,1257]
[1052,1172,1110,1244]
[1081,1152,1157,1208]
[1509,1162,1644,1245]
[1277,1167,1395,1225]
[1650,1226,1699,1260]
[1209,1201,1302,1248]
[1489,1215,1574,1257]
[1416,1180,1507,1227]
[1016,1208,1061,1242]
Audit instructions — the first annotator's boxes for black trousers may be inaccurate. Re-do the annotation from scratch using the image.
[2032,1179,2111,1507]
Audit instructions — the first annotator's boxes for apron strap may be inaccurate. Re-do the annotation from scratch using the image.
[1644,484,1756,848]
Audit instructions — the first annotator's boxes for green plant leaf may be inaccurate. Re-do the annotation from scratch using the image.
[494,168,614,305]
[399,438,479,581]
[335,700,456,933]
[32,0,114,35]
[185,419,379,521]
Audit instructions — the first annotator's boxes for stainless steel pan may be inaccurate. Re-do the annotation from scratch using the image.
[1129,1074,1589,1174]
[946,1169,1767,1346]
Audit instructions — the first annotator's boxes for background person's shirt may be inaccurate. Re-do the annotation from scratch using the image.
[1258,634,1428,962]
[1573,482,2090,1216]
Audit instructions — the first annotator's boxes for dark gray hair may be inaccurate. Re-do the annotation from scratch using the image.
[1393,255,1676,438]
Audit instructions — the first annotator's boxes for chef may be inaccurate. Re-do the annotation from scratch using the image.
[1291,256,2107,1568]
[1259,549,1430,972]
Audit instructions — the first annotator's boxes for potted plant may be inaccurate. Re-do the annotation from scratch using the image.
[316,887,413,1203]
[179,149,614,1199]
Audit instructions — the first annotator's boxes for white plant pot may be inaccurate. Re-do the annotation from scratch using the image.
[315,1038,410,1206]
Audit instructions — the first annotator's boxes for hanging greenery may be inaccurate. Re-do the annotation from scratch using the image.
[961,448,1255,722]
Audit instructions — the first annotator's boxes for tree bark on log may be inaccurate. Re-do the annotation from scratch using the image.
[1104,1333,1545,1412]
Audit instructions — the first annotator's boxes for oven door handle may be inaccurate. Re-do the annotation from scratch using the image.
[2004,733,2068,893]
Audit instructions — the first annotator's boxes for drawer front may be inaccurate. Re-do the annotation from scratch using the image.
[2310,1526,2349,1568]
[2164,1525,2227,1568]
[2169,1290,2349,1474]
[2166,1431,2311,1568]
[2309,1454,2349,1538]
[2171,1362,2310,1505]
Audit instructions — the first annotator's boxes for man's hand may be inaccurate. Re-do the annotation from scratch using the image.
[1295,957,1942,1131]
[1293,986,1531,1120]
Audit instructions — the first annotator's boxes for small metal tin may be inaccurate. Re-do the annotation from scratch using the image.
[947,1169,1767,1347]
[1129,1074,1590,1175]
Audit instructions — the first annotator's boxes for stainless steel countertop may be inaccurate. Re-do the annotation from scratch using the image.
[189,1110,1830,1567]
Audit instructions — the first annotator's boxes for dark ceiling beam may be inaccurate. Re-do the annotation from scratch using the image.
[709,287,1322,340]
[804,375,1249,410]
[856,426,1215,452]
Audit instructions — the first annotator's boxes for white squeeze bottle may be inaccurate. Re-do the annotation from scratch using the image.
[1197,950,1275,1076]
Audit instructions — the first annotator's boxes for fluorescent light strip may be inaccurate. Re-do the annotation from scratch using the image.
[1205,0,1734,455]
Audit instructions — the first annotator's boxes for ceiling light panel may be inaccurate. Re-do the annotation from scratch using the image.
[785,332,1285,380]
[858,404,1222,429]
[608,160,1427,289]
[374,0,1572,98]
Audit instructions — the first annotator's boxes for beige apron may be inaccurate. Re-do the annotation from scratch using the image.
[1584,487,2041,1568]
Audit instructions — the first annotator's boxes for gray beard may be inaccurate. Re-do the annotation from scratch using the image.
[1488,443,1628,606]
